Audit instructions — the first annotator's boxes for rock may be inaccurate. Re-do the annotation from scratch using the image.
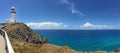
[3,22,48,44]
[114,48,120,52]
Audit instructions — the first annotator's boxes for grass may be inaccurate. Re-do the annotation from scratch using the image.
[10,37,78,53]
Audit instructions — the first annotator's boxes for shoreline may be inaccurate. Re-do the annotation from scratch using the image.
[48,43,119,52]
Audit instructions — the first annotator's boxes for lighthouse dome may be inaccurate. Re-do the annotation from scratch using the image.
[11,6,16,13]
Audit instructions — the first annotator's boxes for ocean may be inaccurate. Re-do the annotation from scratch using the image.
[34,30,120,52]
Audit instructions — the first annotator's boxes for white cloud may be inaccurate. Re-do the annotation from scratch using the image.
[61,0,84,16]
[80,22,110,29]
[26,22,67,29]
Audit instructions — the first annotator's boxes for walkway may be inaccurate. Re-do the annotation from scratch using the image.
[0,25,14,53]
[0,34,6,53]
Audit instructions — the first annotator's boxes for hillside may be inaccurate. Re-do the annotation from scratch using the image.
[3,23,48,44]
[10,37,78,53]
[2,22,78,53]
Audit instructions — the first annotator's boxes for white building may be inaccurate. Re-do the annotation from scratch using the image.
[6,6,16,23]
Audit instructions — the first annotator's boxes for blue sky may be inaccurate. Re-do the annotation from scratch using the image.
[0,0,120,29]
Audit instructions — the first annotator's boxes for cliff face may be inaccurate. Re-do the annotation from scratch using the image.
[3,22,48,44]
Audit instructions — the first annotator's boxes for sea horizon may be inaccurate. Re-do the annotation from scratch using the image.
[33,29,120,30]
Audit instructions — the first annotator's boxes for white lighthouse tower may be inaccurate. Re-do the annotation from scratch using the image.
[10,6,16,22]
[6,6,16,23]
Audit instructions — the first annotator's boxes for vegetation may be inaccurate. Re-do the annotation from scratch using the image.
[10,37,78,53]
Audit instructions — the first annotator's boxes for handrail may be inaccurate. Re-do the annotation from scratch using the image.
[0,29,14,53]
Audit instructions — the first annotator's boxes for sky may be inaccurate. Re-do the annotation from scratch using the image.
[0,0,120,29]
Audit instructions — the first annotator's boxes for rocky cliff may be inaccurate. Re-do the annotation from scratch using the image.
[3,22,48,44]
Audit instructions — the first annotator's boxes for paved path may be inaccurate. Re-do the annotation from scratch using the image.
[0,34,6,53]
[0,25,14,53]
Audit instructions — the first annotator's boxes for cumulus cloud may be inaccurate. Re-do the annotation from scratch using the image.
[80,22,110,29]
[61,0,84,16]
[26,22,67,29]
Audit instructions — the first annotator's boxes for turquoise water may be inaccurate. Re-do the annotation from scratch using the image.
[34,30,120,51]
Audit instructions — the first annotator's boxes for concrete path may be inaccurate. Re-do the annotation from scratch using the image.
[0,34,6,53]
[0,25,14,53]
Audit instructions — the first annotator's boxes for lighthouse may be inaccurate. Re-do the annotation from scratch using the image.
[6,6,16,23]
[11,6,16,22]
